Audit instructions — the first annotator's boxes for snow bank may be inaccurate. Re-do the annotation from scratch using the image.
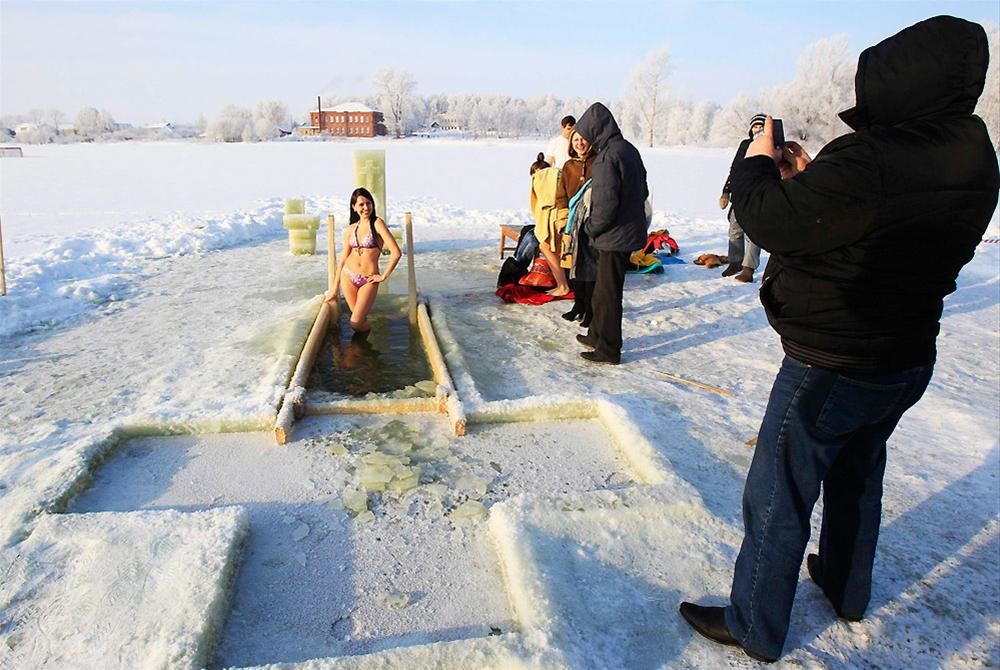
[0,507,248,669]
[243,633,561,670]
[489,487,744,669]
[0,201,287,338]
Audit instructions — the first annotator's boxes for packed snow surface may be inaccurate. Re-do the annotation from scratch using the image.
[0,140,997,669]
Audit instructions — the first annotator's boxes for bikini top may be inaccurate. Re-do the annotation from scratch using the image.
[349,224,382,251]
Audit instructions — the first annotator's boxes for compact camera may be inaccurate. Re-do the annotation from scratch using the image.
[754,119,785,149]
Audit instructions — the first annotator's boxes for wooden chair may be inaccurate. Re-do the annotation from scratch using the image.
[499,224,520,259]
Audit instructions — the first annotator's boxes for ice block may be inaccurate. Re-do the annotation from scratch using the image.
[353,150,387,223]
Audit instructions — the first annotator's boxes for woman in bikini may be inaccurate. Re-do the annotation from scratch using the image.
[327,187,402,335]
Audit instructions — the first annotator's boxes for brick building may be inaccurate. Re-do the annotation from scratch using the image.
[300,102,386,137]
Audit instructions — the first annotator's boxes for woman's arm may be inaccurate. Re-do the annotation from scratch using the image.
[371,218,402,283]
[325,226,352,301]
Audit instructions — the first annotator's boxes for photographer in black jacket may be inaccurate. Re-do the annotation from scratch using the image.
[680,15,999,663]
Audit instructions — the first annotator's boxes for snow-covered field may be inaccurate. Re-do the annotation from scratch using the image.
[0,140,997,669]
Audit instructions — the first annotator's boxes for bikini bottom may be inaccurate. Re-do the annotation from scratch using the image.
[343,268,373,288]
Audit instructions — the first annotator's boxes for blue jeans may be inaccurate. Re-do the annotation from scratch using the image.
[725,356,933,659]
[727,208,761,270]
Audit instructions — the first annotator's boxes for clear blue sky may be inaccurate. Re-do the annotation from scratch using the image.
[2,0,997,123]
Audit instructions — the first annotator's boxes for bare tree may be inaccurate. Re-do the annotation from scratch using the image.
[623,45,673,147]
[373,68,417,138]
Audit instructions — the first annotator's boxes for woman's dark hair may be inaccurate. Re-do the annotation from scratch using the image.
[349,187,377,225]
[568,130,591,159]
[530,152,550,176]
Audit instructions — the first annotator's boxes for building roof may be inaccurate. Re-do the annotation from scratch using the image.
[317,102,376,113]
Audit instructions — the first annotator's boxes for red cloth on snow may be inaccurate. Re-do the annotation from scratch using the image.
[496,284,575,305]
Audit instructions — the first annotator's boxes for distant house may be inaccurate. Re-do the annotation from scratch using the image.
[299,102,386,137]
[14,123,38,134]
[435,113,463,132]
[142,122,175,133]
[58,125,77,136]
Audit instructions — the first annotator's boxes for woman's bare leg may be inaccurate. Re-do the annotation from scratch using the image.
[538,241,570,296]
[341,273,359,312]
[349,282,379,332]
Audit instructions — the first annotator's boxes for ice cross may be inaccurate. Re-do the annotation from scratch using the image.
[353,150,387,221]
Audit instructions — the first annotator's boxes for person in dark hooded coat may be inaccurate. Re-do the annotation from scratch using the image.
[572,102,649,364]
[680,15,999,663]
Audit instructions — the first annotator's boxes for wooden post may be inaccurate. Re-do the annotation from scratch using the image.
[274,300,332,445]
[0,215,6,296]
[405,212,417,324]
[327,215,339,321]
[417,302,466,436]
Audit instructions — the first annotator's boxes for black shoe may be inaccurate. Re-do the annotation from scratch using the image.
[579,312,592,328]
[576,333,596,348]
[721,262,742,277]
[562,308,583,321]
[580,350,620,365]
[806,554,864,622]
[678,603,776,663]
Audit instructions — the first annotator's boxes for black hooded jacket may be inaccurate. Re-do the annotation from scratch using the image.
[732,15,999,373]
[574,103,650,252]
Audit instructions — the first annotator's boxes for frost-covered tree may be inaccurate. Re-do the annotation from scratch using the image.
[622,44,673,147]
[531,95,565,137]
[708,93,760,147]
[688,100,719,146]
[976,21,999,151]
[767,35,854,145]
[74,106,116,139]
[468,97,495,137]
[373,68,418,138]
[16,124,58,144]
[253,100,291,140]
[447,94,478,133]
[207,104,253,142]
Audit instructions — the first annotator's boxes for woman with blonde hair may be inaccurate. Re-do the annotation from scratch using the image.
[529,153,571,296]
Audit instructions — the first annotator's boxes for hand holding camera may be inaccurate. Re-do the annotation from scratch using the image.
[779,142,812,180]
[746,116,784,162]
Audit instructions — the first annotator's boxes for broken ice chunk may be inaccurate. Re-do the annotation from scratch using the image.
[292,523,310,541]
[294,551,307,567]
[328,443,349,456]
[362,452,408,467]
[355,510,376,524]
[450,500,488,521]
[387,469,421,493]
[456,475,491,497]
[414,380,438,396]
[359,463,395,488]
[342,489,369,515]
